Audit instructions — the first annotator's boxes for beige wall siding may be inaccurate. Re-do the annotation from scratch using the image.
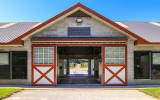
[0,38,32,85]
[34,17,126,37]
[127,41,160,85]
[135,46,160,51]
[127,39,135,85]
[133,46,160,85]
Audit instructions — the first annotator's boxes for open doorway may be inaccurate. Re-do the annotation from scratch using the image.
[69,59,88,75]
[57,46,102,84]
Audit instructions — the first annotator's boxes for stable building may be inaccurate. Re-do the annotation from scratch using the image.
[0,3,160,86]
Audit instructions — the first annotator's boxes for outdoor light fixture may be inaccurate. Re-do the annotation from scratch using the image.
[76,17,82,23]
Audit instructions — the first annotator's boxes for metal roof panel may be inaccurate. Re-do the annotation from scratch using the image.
[120,22,160,42]
[0,22,160,43]
[0,22,39,43]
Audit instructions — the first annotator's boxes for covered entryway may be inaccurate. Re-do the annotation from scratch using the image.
[69,60,88,75]
[31,37,128,86]
[57,46,102,84]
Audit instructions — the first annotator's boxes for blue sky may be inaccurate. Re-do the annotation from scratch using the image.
[0,0,160,22]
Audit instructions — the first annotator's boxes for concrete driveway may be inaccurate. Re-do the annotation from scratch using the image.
[4,88,156,100]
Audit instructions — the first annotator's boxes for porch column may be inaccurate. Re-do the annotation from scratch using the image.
[88,59,91,75]
[94,59,99,77]
[67,59,70,75]
[91,59,94,76]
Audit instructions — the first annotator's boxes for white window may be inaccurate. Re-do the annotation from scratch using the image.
[34,47,54,65]
[105,47,125,64]
[152,53,160,64]
[0,53,9,65]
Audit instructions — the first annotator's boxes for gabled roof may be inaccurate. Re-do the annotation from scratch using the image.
[0,3,159,45]
[0,22,39,43]
[120,22,160,43]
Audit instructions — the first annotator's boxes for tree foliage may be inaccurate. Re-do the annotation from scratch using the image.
[69,59,88,64]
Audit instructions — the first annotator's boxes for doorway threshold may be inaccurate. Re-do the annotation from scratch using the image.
[56,84,102,88]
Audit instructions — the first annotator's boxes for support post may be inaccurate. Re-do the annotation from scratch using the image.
[88,59,91,75]
[67,59,70,75]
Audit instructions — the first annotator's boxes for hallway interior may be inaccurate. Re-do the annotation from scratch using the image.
[58,74,101,84]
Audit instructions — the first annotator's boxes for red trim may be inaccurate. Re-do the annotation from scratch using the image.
[32,39,127,47]
[32,45,56,86]
[32,44,103,47]
[33,67,54,84]
[1,3,156,45]
[32,39,128,42]
[0,40,24,45]
[57,44,103,47]
[102,44,127,86]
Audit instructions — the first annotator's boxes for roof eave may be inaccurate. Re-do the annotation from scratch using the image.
[0,3,153,45]
[14,3,147,43]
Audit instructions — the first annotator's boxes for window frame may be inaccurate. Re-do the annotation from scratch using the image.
[68,27,91,37]
[134,51,151,79]
[0,52,10,79]
[11,51,28,80]
[151,51,160,79]
[104,45,126,65]
[134,51,160,80]
[0,51,28,80]
[151,52,160,65]
[33,47,54,65]
[0,52,10,66]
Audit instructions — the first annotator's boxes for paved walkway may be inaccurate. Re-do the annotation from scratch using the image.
[1,84,160,88]
[58,75,100,84]
[58,64,100,84]
[4,88,156,100]
[70,64,88,74]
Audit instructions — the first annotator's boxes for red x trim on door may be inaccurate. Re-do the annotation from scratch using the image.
[102,45,127,86]
[32,45,56,86]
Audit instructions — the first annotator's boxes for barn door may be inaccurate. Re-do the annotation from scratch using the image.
[103,45,127,86]
[32,45,56,86]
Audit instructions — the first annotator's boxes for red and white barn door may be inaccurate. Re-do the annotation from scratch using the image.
[32,45,56,86]
[103,45,127,86]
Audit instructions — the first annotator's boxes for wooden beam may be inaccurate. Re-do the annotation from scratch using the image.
[59,54,99,59]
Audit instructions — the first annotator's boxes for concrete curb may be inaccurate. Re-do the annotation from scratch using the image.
[1,84,160,89]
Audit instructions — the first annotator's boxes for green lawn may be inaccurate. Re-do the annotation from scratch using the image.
[139,88,160,98]
[0,88,22,99]
[80,66,88,68]
[70,66,76,69]
[80,63,88,68]
[70,64,76,69]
